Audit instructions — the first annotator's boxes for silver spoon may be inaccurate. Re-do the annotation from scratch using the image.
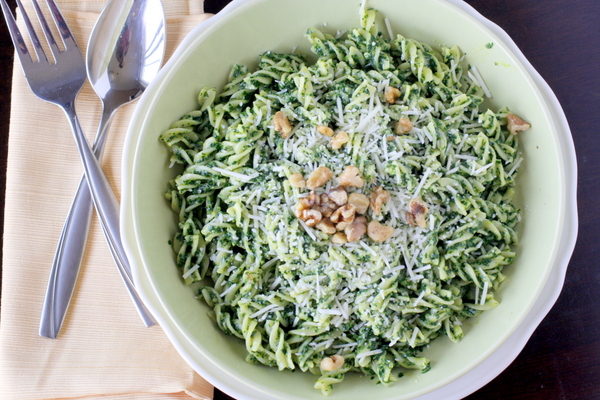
[40,0,166,338]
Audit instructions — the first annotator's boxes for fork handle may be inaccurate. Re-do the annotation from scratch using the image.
[60,101,156,329]
[39,170,94,338]
[41,108,117,338]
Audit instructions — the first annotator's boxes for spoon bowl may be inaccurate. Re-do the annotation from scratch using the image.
[87,0,166,112]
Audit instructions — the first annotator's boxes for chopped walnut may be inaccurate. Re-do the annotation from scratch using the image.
[506,113,531,135]
[317,125,334,137]
[273,111,292,138]
[405,213,417,227]
[367,220,394,242]
[306,191,321,206]
[306,166,333,190]
[328,186,348,206]
[385,86,401,104]
[336,221,352,231]
[289,172,306,188]
[345,215,367,242]
[338,166,364,188]
[330,204,356,231]
[295,191,320,212]
[320,355,345,372]
[294,204,307,215]
[331,131,349,150]
[406,198,428,228]
[370,186,391,215]
[348,193,369,214]
[317,194,338,218]
[297,209,322,227]
[395,117,413,135]
[292,174,400,243]
[316,218,337,235]
[331,232,348,244]
[330,204,355,222]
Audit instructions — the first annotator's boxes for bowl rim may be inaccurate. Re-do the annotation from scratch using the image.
[121,0,578,398]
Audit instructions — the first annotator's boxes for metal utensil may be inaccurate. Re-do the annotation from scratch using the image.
[36,0,165,338]
[0,0,136,333]
[0,0,149,335]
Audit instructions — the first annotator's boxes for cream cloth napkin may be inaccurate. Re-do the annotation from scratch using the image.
[0,1,214,399]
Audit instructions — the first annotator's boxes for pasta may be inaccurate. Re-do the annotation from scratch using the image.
[160,7,525,395]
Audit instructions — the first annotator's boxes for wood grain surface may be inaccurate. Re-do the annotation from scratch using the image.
[1,0,598,399]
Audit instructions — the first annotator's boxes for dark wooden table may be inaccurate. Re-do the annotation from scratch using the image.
[1,0,598,399]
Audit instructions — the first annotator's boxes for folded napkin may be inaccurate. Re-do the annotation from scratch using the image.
[0,1,214,399]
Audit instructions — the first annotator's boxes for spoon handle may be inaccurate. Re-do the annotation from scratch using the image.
[40,108,156,339]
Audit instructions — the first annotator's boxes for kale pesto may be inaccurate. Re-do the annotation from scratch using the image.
[160,7,524,396]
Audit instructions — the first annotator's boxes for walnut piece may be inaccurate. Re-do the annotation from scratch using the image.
[370,186,391,215]
[395,117,413,135]
[292,172,400,243]
[331,232,348,244]
[317,125,334,137]
[406,198,428,228]
[306,191,321,206]
[367,220,394,242]
[295,191,320,212]
[385,86,401,104]
[345,215,367,242]
[289,172,306,188]
[328,186,348,206]
[297,209,322,227]
[506,113,531,135]
[316,218,337,234]
[306,166,333,190]
[317,194,338,218]
[331,130,349,150]
[273,111,292,138]
[320,355,345,372]
[330,204,356,231]
[348,192,370,214]
[318,218,338,234]
[338,166,364,188]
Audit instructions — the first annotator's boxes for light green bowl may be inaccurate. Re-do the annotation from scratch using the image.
[122,0,577,398]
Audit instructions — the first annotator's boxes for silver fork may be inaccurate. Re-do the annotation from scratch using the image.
[0,0,156,334]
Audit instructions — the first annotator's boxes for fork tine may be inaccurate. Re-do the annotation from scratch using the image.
[0,0,33,64]
[12,0,49,63]
[30,0,62,58]
[44,0,78,51]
